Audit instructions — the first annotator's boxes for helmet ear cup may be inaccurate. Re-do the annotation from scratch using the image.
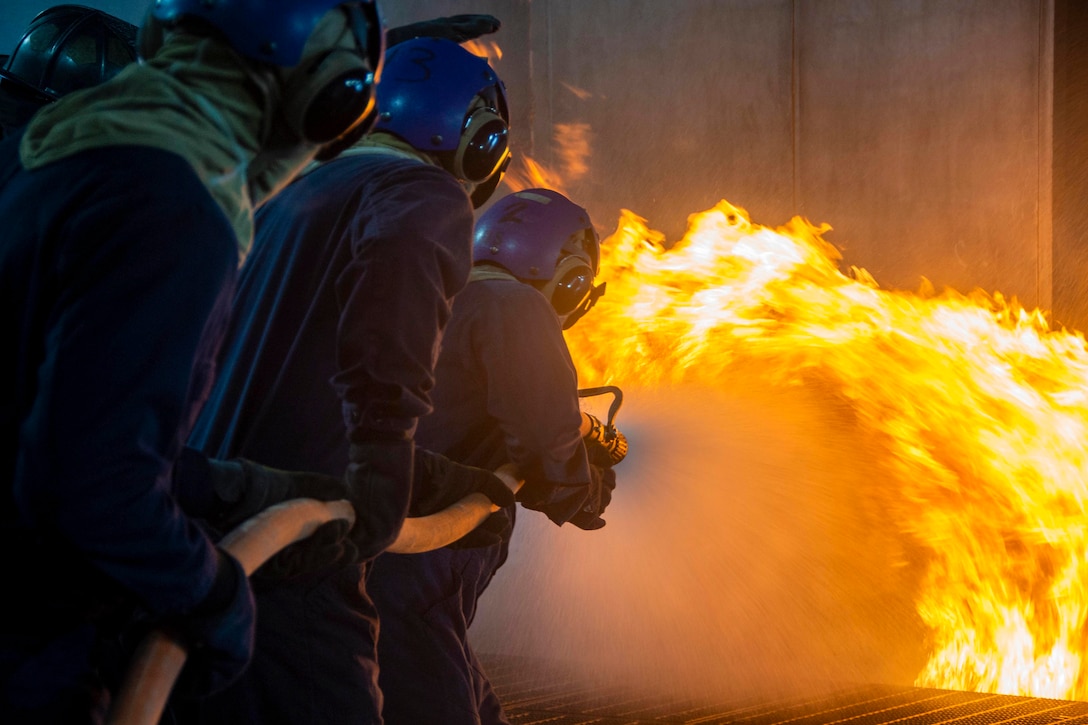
[539,255,597,321]
[281,47,376,144]
[453,106,510,183]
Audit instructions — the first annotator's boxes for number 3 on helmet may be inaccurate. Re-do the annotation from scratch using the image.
[373,37,511,208]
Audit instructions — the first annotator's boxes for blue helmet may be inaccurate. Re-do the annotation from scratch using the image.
[147,0,383,147]
[474,189,604,329]
[374,37,510,205]
[150,0,380,67]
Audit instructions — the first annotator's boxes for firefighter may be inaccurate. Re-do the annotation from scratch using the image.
[0,4,139,138]
[367,188,625,725]
[0,0,383,720]
[183,37,517,724]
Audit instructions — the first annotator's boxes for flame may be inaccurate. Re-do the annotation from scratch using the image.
[502,156,568,195]
[462,39,502,63]
[503,124,592,196]
[553,122,592,181]
[566,200,1088,701]
[561,82,593,100]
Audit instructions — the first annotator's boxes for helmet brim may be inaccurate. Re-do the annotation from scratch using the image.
[0,66,58,106]
[0,68,55,132]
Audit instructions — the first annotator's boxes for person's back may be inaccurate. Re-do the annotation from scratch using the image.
[185,36,516,725]
[369,188,624,725]
[414,277,585,475]
[0,119,237,724]
[190,151,473,473]
[0,0,385,719]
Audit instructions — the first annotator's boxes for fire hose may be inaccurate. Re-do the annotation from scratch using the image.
[107,465,522,725]
[388,463,521,552]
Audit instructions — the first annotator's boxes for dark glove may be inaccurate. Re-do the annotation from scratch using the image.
[583,413,628,466]
[172,549,255,697]
[516,461,614,529]
[178,450,349,537]
[448,508,513,550]
[567,464,616,531]
[255,519,359,582]
[409,448,516,517]
[387,14,501,47]
[345,440,415,558]
[583,436,616,469]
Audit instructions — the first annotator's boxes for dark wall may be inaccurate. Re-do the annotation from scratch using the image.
[795,1,1048,302]
[1052,0,1088,332]
[1,1,1062,313]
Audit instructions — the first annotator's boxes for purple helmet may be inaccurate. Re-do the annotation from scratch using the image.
[474,189,604,329]
[374,37,510,205]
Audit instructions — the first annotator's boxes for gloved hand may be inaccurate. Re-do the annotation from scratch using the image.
[255,519,359,582]
[344,440,415,558]
[409,448,516,517]
[583,413,628,466]
[568,463,616,531]
[448,508,513,550]
[172,549,255,697]
[517,462,615,529]
[386,14,501,47]
[177,450,349,537]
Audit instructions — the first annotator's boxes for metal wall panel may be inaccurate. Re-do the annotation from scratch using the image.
[1051,0,1088,332]
[523,0,796,242]
[795,0,1049,306]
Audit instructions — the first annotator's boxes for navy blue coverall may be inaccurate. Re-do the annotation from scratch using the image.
[367,273,596,725]
[185,148,475,724]
[0,132,238,721]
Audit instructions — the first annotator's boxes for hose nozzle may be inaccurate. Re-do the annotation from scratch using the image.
[578,386,627,466]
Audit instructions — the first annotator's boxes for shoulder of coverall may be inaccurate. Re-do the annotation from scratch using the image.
[465,263,568,330]
[297,129,440,178]
[468,263,518,284]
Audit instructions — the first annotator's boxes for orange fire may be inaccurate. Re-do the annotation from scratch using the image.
[565,201,1088,701]
[503,156,568,196]
[462,39,502,63]
[503,124,593,197]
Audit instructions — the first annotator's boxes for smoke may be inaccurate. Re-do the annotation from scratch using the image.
[471,375,930,703]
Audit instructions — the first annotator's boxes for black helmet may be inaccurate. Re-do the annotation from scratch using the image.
[0,5,137,132]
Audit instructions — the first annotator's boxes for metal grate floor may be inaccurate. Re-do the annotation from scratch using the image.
[481,655,1088,725]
